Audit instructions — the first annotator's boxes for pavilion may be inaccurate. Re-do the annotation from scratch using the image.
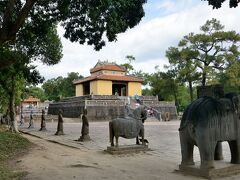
[73,61,143,97]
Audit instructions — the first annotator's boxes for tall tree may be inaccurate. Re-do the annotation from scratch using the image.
[0,0,146,67]
[166,46,200,102]
[0,23,62,132]
[178,18,240,86]
[0,54,43,132]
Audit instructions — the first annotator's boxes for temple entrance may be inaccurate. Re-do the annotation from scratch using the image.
[83,82,90,95]
[112,81,127,96]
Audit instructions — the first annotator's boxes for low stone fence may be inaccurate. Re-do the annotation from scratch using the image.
[48,99,125,121]
[48,95,178,121]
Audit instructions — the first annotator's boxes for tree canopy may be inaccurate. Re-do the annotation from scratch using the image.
[176,18,240,86]
[203,0,240,8]
[42,72,83,101]
[0,0,146,48]
[164,18,240,105]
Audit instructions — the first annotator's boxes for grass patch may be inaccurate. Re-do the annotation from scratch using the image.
[0,126,32,180]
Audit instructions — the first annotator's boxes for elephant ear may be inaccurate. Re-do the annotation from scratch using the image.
[232,95,240,113]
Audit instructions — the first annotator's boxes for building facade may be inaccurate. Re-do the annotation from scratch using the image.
[74,61,143,96]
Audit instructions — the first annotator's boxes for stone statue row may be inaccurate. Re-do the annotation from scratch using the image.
[20,108,91,142]
[22,105,151,145]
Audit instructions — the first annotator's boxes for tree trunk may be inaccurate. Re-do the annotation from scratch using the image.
[0,0,37,45]
[9,75,19,133]
[202,71,206,86]
[172,80,179,111]
[188,81,194,102]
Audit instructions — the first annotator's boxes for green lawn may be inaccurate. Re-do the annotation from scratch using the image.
[0,126,32,180]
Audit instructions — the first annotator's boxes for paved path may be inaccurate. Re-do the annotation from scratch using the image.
[19,118,231,165]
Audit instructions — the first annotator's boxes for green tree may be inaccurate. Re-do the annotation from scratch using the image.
[61,72,83,98]
[25,86,47,102]
[219,61,240,93]
[178,18,240,87]
[0,54,43,132]
[0,0,146,67]
[166,46,200,102]
[0,86,8,113]
[0,22,62,69]
[42,72,83,101]
[142,88,152,96]
[203,0,240,8]
[148,68,179,102]
[42,76,64,102]
[0,22,62,132]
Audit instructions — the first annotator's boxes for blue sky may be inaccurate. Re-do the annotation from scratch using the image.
[36,0,240,80]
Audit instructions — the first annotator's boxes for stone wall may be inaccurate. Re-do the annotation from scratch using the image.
[48,97,125,121]
[142,100,178,120]
[85,99,125,120]
[48,100,85,118]
[48,95,178,121]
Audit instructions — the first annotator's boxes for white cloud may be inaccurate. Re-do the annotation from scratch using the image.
[35,1,240,81]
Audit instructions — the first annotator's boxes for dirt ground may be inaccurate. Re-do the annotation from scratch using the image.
[12,134,206,180]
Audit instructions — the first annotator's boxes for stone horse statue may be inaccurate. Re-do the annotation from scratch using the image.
[109,105,148,147]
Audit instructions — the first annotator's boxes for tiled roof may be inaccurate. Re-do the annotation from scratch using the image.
[73,74,143,84]
[22,96,40,102]
[90,64,126,73]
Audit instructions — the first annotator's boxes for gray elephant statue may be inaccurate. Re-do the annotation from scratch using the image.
[179,93,240,169]
[109,105,147,147]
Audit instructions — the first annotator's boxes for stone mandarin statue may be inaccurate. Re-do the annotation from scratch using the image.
[55,109,64,135]
[39,109,47,131]
[78,109,91,141]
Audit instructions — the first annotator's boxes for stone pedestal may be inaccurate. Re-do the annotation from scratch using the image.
[105,144,150,155]
[78,135,91,142]
[178,161,240,179]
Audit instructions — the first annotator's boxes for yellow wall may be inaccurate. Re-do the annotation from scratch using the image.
[128,82,142,96]
[76,80,141,96]
[90,80,112,95]
[75,84,83,96]
[90,81,98,95]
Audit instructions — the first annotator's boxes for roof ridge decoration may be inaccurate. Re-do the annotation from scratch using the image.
[90,61,126,73]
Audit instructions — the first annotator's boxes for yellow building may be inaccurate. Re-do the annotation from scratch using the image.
[74,62,143,96]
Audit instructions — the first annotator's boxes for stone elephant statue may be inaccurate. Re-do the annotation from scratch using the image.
[179,93,240,169]
[109,105,147,147]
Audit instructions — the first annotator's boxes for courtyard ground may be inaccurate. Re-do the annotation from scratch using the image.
[15,118,240,180]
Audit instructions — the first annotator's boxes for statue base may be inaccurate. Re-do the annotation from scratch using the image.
[178,161,240,178]
[105,144,149,155]
[39,127,47,131]
[78,135,91,142]
[55,131,64,135]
